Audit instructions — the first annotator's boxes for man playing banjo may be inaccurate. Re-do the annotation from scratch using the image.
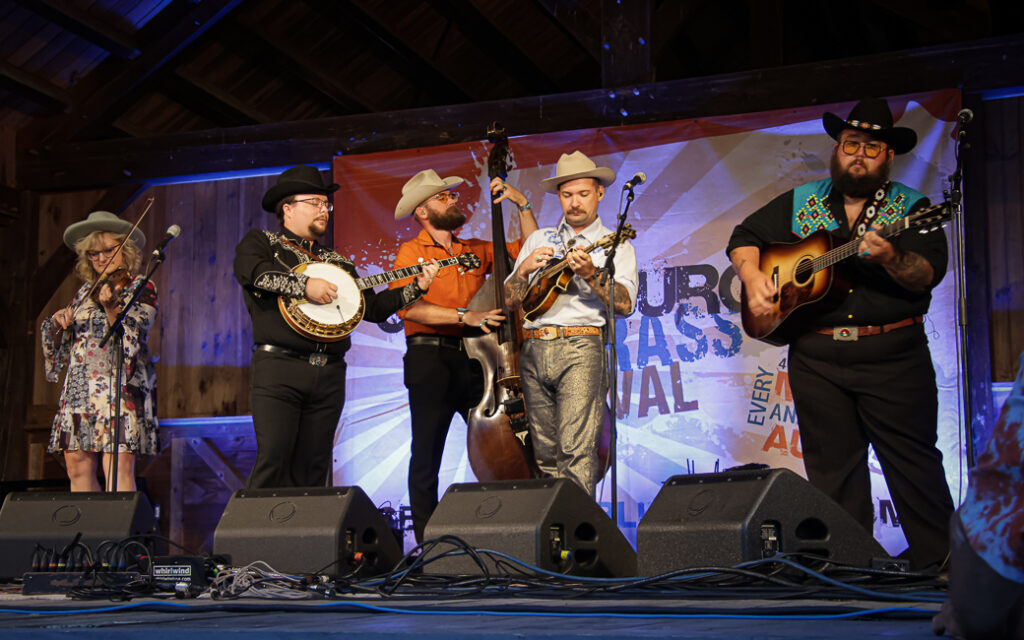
[234,165,439,489]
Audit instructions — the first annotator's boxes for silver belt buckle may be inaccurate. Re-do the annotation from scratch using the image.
[308,353,328,367]
[832,326,858,341]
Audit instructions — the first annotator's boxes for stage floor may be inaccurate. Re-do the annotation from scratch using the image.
[0,590,943,639]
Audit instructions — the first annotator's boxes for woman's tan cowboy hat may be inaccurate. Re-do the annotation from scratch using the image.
[63,211,146,250]
[822,98,917,155]
[539,151,616,194]
[261,165,339,213]
[395,169,465,220]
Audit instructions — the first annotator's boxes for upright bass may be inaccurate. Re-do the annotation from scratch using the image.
[463,124,539,480]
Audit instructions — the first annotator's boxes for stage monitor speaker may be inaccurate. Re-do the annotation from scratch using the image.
[0,491,156,580]
[212,486,402,578]
[636,467,888,575]
[423,478,636,577]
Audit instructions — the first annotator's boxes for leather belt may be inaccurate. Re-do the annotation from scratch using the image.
[406,334,464,350]
[815,316,923,341]
[255,343,338,366]
[524,326,602,340]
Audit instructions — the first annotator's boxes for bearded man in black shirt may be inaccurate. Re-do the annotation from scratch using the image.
[727,99,954,570]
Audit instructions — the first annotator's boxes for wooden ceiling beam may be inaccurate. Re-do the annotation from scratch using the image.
[149,71,261,129]
[227,17,375,114]
[12,0,140,60]
[305,0,475,105]
[429,0,563,94]
[20,0,244,149]
[532,0,602,62]
[18,34,1024,192]
[0,60,69,113]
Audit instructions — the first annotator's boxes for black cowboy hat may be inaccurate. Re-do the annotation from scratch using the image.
[261,165,340,212]
[822,98,917,155]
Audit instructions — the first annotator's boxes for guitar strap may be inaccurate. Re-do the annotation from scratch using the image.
[848,181,892,240]
[279,236,322,262]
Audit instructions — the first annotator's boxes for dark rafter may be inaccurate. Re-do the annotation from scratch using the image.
[0,60,69,113]
[532,0,602,62]
[19,35,1024,192]
[232,16,377,114]
[11,0,140,60]
[149,72,262,129]
[429,0,563,95]
[21,0,244,149]
[600,0,652,87]
[304,0,475,105]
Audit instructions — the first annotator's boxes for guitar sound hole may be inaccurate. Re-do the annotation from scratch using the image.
[793,257,814,286]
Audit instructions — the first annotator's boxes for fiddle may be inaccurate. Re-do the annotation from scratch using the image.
[90,267,131,308]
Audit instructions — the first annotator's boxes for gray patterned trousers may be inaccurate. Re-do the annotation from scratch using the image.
[520,334,607,496]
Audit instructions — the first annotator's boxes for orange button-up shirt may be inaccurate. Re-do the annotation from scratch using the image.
[390,228,522,337]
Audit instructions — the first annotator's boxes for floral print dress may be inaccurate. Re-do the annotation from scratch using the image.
[42,277,159,455]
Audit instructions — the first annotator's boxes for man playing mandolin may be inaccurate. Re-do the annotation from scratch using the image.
[234,165,438,489]
[504,151,638,499]
[391,168,538,543]
[727,98,954,570]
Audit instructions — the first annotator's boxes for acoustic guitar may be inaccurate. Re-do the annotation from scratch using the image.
[740,202,951,346]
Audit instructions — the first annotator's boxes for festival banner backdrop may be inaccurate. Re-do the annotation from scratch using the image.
[331,89,965,553]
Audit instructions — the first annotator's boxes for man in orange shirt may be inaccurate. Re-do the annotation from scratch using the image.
[391,169,538,543]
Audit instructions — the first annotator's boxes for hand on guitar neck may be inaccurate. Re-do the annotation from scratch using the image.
[304,259,440,305]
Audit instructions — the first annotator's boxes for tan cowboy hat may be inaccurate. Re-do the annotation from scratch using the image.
[261,165,339,213]
[539,151,616,194]
[63,211,146,250]
[395,169,464,220]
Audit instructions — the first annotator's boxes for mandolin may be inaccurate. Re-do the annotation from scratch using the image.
[520,225,637,322]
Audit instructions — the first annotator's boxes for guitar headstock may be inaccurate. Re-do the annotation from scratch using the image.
[906,201,952,234]
[458,252,482,270]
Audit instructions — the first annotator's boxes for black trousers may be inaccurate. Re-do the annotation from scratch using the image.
[247,350,347,489]
[788,323,954,570]
[403,343,482,543]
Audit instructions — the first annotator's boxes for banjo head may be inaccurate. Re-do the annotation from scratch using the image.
[280,262,365,342]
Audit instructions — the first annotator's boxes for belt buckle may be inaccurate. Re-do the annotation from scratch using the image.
[536,327,558,341]
[832,326,858,342]
[308,353,328,367]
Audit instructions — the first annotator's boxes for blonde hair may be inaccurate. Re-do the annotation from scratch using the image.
[73,231,142,284]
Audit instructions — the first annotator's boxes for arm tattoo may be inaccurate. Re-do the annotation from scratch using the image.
[588,275,632,315]
[884,250,934,292]
[505,273,530,309]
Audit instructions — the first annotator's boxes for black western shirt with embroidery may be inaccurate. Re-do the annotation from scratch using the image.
[726,179,947,328]
[233,228,423,356]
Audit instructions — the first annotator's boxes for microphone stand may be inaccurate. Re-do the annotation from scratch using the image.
[598,185,636,526]
[99,247,168,491]
[947,117,975,468]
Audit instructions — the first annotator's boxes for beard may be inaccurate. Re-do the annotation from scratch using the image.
[428,204,467,231]
[830,152,891,198]
[307,218,327,238]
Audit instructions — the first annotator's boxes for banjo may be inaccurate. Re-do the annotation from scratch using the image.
[278,252,481,341]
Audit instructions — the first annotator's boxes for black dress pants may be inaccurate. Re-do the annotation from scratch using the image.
[403,343,482,543]
[247,350,347,489]
[788,323,954,570]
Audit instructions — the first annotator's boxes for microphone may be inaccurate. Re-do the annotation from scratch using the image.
[152,224,181,256]
[622,172,647,191]
[956,108,974,124]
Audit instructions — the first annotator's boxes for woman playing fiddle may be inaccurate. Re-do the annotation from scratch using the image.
[41,211,159,492]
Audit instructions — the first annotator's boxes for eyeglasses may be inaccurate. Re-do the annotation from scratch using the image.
[840,140,887,159]
[430,191,460,205]
[86,246,119,261]
[293,198,333,213]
